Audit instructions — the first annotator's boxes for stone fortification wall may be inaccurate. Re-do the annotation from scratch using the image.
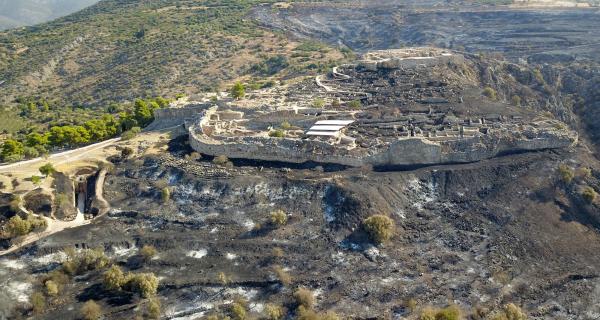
[146,104,211,130]
[358,54,464,71]
[188,110,577,167]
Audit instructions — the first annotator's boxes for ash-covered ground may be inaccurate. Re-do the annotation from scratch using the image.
[1,134,600,319]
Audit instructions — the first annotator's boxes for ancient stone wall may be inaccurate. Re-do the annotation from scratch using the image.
[188,110,578,167]
[146,104,211,130]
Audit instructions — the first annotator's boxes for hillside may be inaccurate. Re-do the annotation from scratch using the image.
[0,0,99,30]
[0,0,351,148]
[0,0,347,108]
[1,0,600,319]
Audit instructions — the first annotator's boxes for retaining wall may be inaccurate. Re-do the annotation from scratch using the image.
[189,118,577,167]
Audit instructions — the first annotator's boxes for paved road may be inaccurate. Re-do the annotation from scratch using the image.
[0,138,121,173]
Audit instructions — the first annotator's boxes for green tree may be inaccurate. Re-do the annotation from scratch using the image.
[134,99,154,127]
[23,146,40,158]
[26,132,50,148]
[1,139,24,161]
[231,82,246,99]
[118,112,138,131]
[5,215,31,237]
[154,97,170,108]
[39,163,56,176]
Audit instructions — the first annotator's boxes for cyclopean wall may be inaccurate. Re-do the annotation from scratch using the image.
[188,110,578,167]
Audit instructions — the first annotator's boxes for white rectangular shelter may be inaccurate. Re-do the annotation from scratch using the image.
[310,125,346,131]
[306,131,339,136]
[314,120,355,126]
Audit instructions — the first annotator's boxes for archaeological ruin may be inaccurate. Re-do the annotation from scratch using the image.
[182,48,577,167]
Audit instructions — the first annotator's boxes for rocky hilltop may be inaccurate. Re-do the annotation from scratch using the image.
[187,48,577,168]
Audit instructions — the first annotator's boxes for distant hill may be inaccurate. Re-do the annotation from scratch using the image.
[0,0,99,30]
[0,0,348,138]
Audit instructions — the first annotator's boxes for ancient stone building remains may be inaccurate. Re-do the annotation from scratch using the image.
[185,48,577,167]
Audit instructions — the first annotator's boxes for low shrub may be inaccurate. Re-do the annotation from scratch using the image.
[347,100,362,109]
[273,265,292,286]
[582,186,597,204]
[312,98,325,108]
[62,248,109,276]
[31,175,42,185]
[121,126,141,140]
[81,300,102,320]
[558,164,574,184]
[161,187,170,203]
[38,163,55,176]
[483,87,497,100]
[230,302,247,320]
[124,272,159,298]
[103,265,125,291]
[147,298,161,319]
[4,214,47,238]
[490,303,527,320]
[294,287,314,308]
[511,95,522,106]
[140,245,158,261]
[420,304,461,320]
[45,280,58,297]
[280,121,292,130]
[213,155,232,167]
[218,272,231,285]
[270,209,287,227]
[363,215,395,245]
[269,129,285,138]
[265,303,285,320]
[30,291,45,314]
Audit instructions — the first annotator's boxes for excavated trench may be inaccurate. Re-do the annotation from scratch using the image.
[73,169,100,216]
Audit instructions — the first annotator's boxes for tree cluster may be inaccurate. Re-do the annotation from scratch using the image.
[1,97,169,162]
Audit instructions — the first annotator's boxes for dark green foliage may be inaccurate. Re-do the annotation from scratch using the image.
[134,99,154,127]
[62,248,109,276]
[347,100,362,109]
[1,139,24,162]
[250,55,289,76]
[269,129,285,138]
[39,163,55,176]
[231,82,246,99]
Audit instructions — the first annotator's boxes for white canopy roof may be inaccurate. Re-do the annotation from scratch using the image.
[309,125,346,131]
[314,120,355,125]
[306,131,339,136]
